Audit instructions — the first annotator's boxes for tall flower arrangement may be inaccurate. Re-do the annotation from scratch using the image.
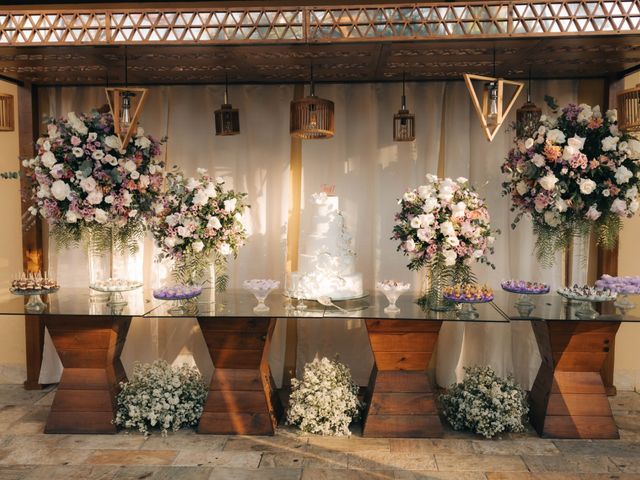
[502,102,640,264]
[23,109,164,252]
[150,168,249,290]
[392,174,496,309]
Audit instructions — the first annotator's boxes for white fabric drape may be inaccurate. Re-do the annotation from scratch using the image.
[38,80,577,389]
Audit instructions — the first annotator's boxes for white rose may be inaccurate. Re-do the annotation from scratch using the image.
[177,226,191,238]
[104,154,118,166]
[627,139,640,160]
[130,170,140,180]
[451,201,466,218]
[403,191,418,203]
[417,228,432,242]
[224,198,238,212]
[80,176,96,193]
[555,198,568,212]
[207,216,222,229]
[36,185,50,199]
[94,208,108,224]
[185,178,201,191]
[585,205,601,221]
[410,217,422,229]
[67,112,88,135]
[602,136,619,152]
[615,165,633,184]
[50,164,64,179]
[440,221,455,237]
[124,160,137,173]
[532,154,546,168]
[446,236,460,247]
[417,185,433,199]
[87,190,103,205]
[626,186,638,200]
[579,178,596,195]
[516,181,529,196]
[204,183,217,198]
[105,195,114,204]
[442,249,457,266]
[92,150,105,161]
[611,198,628,215]
[546,129,566,144]
[562,145,578,161]
[544,210,561,227]
[606,109,617,123]
[135,136,151,149]
[425,173,438,184]
[50,180,71,201]
[219,242,232,255]
[524,138,534,149]
[65,210,79,224]
[577,104,593,123]
[216,176,225,184]
[72,147,84,158]
[193,190,209,206]
[404,239,416,253]
[41,151,56,169]
[166,214,179,227]
[456,177,468,184]
[418,213,434,226]
[164,236,177,248]
[539,173,559,191]
[47,124,59,139]
[630,199,640,213]
[104,135,121,150]
[192,240,204,253]
[422,197,438,213]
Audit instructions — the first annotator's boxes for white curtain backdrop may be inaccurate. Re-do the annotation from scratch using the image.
[38,80,577,389]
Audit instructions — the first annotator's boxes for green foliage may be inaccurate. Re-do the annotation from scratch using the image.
[51,223,144,255]
[544,95,558,112]
[417,254,476,311]
[171,252,229,293]
[0,171,20,180]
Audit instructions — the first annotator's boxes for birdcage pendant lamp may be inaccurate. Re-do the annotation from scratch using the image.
[290,67,334,140]
[516,70,542,139]
[393,73,416,142]
[214,77,240,136]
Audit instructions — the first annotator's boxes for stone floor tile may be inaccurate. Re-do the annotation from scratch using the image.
[485,473,640,479]
[210,467,302,480]
[389,439,475,454]
[33,392,55,408]
[4,407,49,435]
[553,440,640,457]
[172,450,261,468]
[0,386,54,406]
[23,465,118,480]
[224,435,307,452]
[0,407,32,428]
[0,466,35,480]
[395,472,487,480]
[610,393,640,414]
[435,454,528,472]
[615,416,640,433]
[0,446,92,466]
[306,437,389,453]
[609,457,640,474]
[348,453,438,471]
[301,469,394,480]
[111,465,213,479]
[258,452,306,469]
[472,440,560,455]
[86,449,177,466]
[259,451,349,469]
[57,434,146,450]
[140,432,227,452]
[0,434,67,450]
[523,455,621,474]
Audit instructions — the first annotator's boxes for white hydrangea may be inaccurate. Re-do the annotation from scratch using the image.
[287,357,361,436]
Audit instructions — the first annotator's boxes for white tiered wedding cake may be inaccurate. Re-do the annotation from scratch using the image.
[290,191,363,301]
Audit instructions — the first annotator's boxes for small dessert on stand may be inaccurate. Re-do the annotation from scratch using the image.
[89,279,142,307]
[153,285,203,315]
[557,284,617,319]
[376,280,411,314]
[596,275,640,314]
[10,272,59,313]
[243,279,280,312]
[443,284,494,319]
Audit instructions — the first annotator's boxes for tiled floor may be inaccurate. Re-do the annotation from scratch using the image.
[0,385,639,479]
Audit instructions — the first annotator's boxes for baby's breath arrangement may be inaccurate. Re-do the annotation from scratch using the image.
[439,365,529,439]
[115,360,207,436]
[287,357,362,436]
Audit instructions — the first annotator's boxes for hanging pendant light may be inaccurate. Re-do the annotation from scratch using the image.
[516,68,542,139]
[393,72,416,142]
[215,75,240,136]
[105,47,147,148]
[290,64,334,140]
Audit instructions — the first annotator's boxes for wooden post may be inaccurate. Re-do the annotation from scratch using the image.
[18,82,47,390]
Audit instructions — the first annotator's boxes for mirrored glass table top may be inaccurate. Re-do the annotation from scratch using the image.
[0,287,151,317]
[496,290,640,322]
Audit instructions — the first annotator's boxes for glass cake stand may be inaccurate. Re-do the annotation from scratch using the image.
[557,290,617,319]
[443,295,494,320]
[89,282,143,307]
[10,287,59,313]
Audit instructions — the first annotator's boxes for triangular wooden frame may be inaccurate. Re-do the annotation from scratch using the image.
[105,87,148,149]
[463,74,524,142]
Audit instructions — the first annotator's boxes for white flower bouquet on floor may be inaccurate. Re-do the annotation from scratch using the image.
[115,360,207,436]
[439,365,529,439]
[287,357,362,436]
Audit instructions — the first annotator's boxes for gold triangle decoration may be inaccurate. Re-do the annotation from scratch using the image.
[105,87,148,149]
[463,74,524,142]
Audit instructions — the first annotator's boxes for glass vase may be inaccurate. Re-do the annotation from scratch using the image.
[418,264,455,312]
[87,230,112,302]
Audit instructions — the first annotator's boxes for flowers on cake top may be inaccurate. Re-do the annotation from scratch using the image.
[501,280,550,294]
[392,175,497,270]
[23,110,164,250]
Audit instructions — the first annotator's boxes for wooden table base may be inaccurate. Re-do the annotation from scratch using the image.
[529,320,621,439]
[197,317,282,435]
[43,315,130,434]
[363,319,443,438]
